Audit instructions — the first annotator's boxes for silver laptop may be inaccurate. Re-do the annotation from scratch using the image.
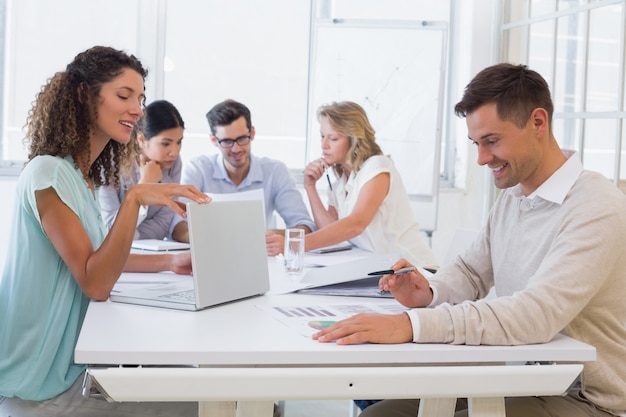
[109,200,270,311]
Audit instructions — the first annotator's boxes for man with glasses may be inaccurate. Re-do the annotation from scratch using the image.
[171,99,314,248]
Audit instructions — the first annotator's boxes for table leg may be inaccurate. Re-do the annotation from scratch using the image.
[199,401,236,417]
[468,397,506,417]
[418,398,456,417]
[236,401,275,417]
[198,401,274,417]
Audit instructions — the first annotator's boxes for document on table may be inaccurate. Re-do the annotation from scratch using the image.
[131,239,190,252]
[111,272,189,295]
[295,276,395,298]
[306,241,353,254]
[257,302,408,337]
[269,251,372,295]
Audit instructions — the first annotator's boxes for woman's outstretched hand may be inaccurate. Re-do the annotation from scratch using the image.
[129,183,210,218]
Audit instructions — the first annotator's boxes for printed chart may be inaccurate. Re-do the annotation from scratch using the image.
[258,303,408,337]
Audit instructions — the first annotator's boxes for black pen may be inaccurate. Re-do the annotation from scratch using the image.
[368,266,417,276]
[323,163,333,191]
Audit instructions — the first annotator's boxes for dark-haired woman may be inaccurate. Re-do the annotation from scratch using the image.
[99,99,185,240]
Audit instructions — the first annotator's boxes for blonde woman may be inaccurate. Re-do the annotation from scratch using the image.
[268,101,437,270]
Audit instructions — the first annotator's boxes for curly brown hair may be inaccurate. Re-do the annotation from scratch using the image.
[317,101,382,177]
[25,45,148,188]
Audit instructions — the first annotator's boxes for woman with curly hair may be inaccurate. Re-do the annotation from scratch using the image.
[0,46,207,416]
[99,99,186,240]
[267,101,437,271]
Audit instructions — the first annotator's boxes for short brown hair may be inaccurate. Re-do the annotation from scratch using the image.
[454,63,553,129]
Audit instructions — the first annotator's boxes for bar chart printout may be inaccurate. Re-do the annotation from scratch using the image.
[258,303,407,337]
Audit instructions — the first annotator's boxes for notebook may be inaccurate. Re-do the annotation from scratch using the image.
[296,276,394,298]
[110,200,270,311]
[306,241,353,254]
[295,252,401,298]
[131,239,190,252]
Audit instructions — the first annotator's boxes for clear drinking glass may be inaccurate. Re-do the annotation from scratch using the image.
[284,228,305,275]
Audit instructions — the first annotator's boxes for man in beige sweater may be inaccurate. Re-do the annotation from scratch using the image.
[313,63,626,417]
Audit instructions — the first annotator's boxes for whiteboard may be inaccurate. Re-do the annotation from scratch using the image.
[306,19,448,232]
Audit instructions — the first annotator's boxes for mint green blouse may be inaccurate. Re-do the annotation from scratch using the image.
[0,155,106,400]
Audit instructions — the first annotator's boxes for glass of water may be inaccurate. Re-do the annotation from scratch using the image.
[284,228,305,275]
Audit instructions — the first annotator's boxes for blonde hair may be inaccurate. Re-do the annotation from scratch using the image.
[317,101,382,177]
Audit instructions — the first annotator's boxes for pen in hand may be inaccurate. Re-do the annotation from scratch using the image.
[322,161,332,191]
[368,266,417,276]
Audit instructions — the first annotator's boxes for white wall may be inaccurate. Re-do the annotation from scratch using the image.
[428,0,498,261]
[0,0,499,272]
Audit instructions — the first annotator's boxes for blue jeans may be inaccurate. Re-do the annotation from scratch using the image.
[354,399,381,410]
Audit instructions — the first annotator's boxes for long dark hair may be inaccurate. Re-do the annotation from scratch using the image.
[139,100,185,140]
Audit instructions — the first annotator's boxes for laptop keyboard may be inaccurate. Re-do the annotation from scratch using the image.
[158,289,195,302]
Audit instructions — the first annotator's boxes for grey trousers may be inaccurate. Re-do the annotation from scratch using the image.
[0,372,198,417]
[359,392,615,417]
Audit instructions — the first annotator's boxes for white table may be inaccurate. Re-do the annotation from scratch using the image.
[75,256,596,417]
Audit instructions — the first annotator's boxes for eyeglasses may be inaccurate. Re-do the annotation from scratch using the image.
[215,134,251,148]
